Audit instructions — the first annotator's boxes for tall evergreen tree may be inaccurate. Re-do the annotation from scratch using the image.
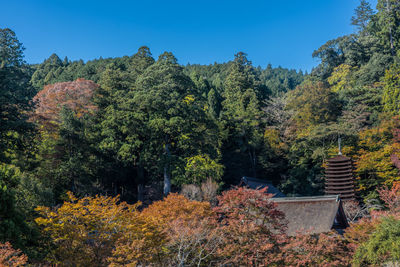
[0,28,33,162]
[221,52,264,181]
[352,0,375,33]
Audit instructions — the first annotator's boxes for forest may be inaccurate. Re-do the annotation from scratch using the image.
[2,0,400,266]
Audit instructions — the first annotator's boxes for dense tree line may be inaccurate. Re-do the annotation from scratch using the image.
[3,0,400,264]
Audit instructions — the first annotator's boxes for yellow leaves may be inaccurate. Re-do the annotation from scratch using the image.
[327,64,357,93]
[264,128,286,153]
[36,192,218,266]
[35,192,138,266]
[183,94,195,104]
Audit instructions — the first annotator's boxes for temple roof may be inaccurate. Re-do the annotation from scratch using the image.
[271,195,348,235]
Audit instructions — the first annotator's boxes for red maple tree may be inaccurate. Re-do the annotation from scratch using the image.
[32,78,98,129]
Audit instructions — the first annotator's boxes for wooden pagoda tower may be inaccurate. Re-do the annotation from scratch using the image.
[324,139,355,201]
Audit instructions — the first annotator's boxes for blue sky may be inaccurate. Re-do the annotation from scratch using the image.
[2,0,377,71]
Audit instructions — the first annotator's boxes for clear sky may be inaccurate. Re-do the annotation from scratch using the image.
[2,0,378,71]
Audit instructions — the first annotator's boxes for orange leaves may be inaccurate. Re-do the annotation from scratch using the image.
[36,192,218,266]
[281,232,352,267]
[32,78,98,129]
[0,242,27,267]
[109,211,166,267]
[35,189,366,266]
[377,181,400,213]
[35,192,139,266]
[141,193,213,225]
[112,193,218,266]
[213,187,286,266]
[344,217,379,252]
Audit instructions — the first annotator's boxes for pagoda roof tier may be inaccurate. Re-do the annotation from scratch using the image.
[326,187,355,192]
[326,181,354,186]
[327,155,352,162]
[326,177,353,181]
[326,173,353,178]
[326,169,354,174]
[326,162,353,168]
[325,166,353,171]
[325,189,355,194]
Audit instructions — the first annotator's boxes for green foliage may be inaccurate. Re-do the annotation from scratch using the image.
[287,80,341,127]
[327,64,356,92]
[383,63,400,114]
[353,216,400,266]
[5,0,400,259]
[182,154,224,185]
[220,52,265,181]
[351,0,375,33]
[0,164,26,246]
[375,0,400,55]
[0,28,34,163]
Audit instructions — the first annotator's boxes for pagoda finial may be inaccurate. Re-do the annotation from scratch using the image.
[338,136,342,155]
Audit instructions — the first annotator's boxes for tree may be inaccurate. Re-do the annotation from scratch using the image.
[132,52,220,195]
[312,36,350,79]
[221,52,265,180]
[0,164,29,249]
[182,154,224,185]
[110,194,219,266]
[377,181,400,213]
[353,216,400,266]
[0,28,34,163]
[0,29,24,67]
[213,187,286,266]
[287,80,341,128]
[282,232,352,267]
[35,192,139,266]
[32,78,99,130]
[327,64,357,92]
[382,63,400,115]
[375,0,400,56]
[0,242,27,267]
[351,0,375,33]
[355,118,400,197]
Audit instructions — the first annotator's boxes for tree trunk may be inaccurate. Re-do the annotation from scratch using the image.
[137,163,144,201]
[137,183,144,202]
[163,143,171,196]
[248,147,256,177]
[387,0,395,55]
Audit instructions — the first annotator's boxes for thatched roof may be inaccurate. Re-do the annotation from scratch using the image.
[239,176,286,197]
[271,195,348,235]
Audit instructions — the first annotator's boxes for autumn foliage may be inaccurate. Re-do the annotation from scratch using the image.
[32,186,400,266]
[281,232,352,267]
[213,187,286,266]
[35,192,138,266]
[343,183,400,266]
[0,242,27,267]
[32,78,98,128]
[111,193,218,266]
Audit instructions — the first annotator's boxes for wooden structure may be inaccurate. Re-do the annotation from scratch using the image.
[271,195,348,235]
[324,155,355,201]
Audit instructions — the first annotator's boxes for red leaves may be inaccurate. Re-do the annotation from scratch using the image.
[32,78,98,129]
[213,187,286,265]
[378,182,400,213]
[0,242,27,267]
[282,232,352,267]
